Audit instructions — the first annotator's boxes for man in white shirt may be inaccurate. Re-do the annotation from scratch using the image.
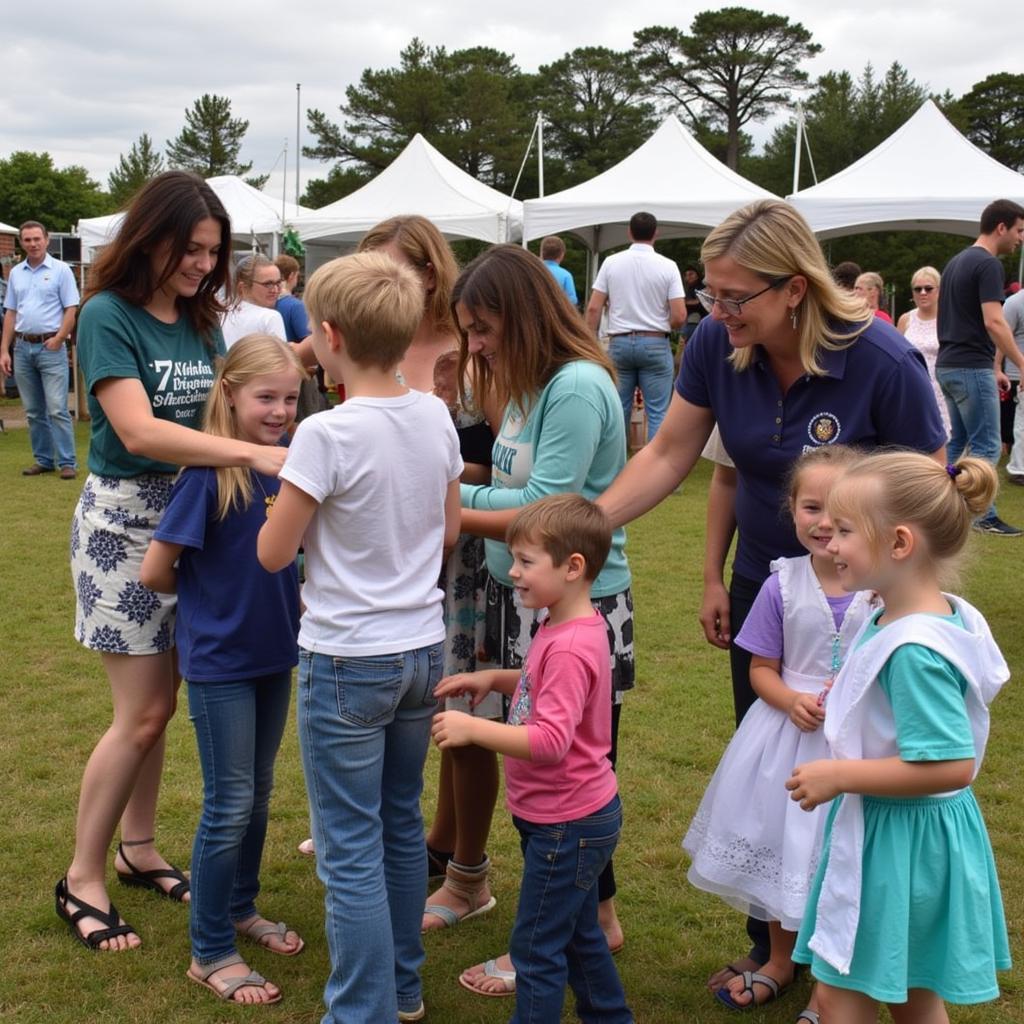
[585,212,685,442]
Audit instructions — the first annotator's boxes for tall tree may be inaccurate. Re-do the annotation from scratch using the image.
[536,47,657,190]
[107,133,165,206]
[166,94,264,185]
[304,38,533,191]
[0,151,112,232]
[635,8,821,170]
[957,73,1024,171]
[749,62,927,196]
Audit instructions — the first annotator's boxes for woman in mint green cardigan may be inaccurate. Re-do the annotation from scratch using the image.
[427,244,634,997]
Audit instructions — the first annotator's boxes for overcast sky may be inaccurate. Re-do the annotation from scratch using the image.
[2,1,1019,207]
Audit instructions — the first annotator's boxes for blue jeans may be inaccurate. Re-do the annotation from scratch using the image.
[510,794,633,1024]
[298,643,442,1023]
[187,671,292,963]
[608,334,674,441]
[13,340,76,469]
[936,366,1000,520]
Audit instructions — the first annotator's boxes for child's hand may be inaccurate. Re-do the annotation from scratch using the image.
[431,710,477,749]
[789,692,826,732]
[786,759,841,811]
[434,671,493,706]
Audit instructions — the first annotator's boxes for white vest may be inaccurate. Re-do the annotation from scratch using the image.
[807,595,1009,974]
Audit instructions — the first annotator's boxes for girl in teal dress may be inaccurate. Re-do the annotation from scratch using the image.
[786,452,1010,1023]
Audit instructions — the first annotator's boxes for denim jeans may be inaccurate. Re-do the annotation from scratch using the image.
[509,794,633,1024]
[13,341,76,469]
[298,642,442,1023]
[187,670,292,963]
[936,366,1000,519]
[608,334,674,441]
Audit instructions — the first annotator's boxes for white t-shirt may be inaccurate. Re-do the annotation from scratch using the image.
[592,243,685,335]
[221,301,287,349]
[280,391,463,656]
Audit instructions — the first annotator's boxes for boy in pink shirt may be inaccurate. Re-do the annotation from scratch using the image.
[432,494,633,1023]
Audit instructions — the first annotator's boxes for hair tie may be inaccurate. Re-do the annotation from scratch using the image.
[946,463,962,479]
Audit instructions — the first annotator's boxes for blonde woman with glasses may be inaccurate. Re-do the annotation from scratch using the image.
[221,255,287,349]
[898,266,949,437]
[597,199,946,1013]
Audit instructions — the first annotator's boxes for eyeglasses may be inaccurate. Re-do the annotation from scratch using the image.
[696,277,793,317]
[255,279,282,289]
[912,285,935,294]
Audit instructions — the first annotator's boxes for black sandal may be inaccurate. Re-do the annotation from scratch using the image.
[116,840,190,902]
[55,878,138,950]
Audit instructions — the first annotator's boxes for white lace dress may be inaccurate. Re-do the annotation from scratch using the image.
[683,556,873,931]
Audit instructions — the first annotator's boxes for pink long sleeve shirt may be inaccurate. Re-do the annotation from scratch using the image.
[504,611,618,824]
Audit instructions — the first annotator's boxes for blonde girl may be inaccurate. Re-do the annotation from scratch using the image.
[788,453,1010,1023]
[685,445,873,1019]
[140,335,306,1004]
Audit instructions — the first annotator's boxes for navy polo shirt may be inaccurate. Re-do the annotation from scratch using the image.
[677,317,946,583]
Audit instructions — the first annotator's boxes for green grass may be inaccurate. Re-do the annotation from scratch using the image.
[0,420,1021,1023]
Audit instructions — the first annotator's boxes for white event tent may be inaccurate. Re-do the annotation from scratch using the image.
[76,175,312,262]
[788,100,1024,239]
[522,115,778,251]
[0,220,17,234]
[291,134,523,268]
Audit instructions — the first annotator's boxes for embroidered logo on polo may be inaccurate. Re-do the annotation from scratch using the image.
[807,412,841,445]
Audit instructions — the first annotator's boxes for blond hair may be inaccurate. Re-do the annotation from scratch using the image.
[911,265,941,289]
[233,253,275,305]
[784,443,864,506]
[452,245,615,415]
[506,494,611,582]
[827,453,997,586]
[304,251,424,371]
[203,334,307,520]
[358,215,459,338]
[701,200,869,375]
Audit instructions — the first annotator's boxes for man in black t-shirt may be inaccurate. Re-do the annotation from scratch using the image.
[937,198,1024,535]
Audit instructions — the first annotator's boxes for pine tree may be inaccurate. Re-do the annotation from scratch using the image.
[166,94,255,178]
[107,133,165,206]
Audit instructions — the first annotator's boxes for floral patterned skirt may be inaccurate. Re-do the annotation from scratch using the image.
[70,472,176,655]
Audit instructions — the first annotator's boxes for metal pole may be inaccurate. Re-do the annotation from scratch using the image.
[296,84,302,208]
[282,138,288,226]
[537,111,545,199]
[792,102,803,194]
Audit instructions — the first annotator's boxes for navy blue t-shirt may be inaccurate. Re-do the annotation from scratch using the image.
[155,467,300,682]
[276,293,310,343]
[676,317,947,582]
[936,245,1006,368]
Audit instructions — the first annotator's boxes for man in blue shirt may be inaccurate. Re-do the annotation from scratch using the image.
[0,222,81,478]
[541,236,578,307]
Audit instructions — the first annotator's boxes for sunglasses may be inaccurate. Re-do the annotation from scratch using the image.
[912,285,935,294]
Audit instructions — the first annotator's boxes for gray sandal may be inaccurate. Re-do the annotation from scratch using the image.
[187,953,282,1004]
[795,1012,820,1024]
[235,916,305,956]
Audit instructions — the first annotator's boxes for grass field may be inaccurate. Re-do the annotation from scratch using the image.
[0,418,1020,1023]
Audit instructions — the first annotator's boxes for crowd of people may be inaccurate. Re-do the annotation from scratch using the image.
[4,170,1018,1023]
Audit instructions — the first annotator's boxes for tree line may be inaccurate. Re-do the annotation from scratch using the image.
[2,5,1022,304]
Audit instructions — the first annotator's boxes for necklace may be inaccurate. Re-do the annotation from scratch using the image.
[817,628,843,708]
[251,470,276,516]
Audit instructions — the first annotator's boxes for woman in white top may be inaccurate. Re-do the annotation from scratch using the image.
[897,265,949,437]
[221,255,287,348]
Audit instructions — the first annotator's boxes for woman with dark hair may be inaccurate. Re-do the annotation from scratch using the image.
[443,244,634,997]
[58,171,287,954]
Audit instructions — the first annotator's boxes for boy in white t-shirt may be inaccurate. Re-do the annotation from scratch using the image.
[258,250,463,1024]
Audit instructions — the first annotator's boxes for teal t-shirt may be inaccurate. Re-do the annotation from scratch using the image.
[861,609,976,763]
[461,359,631,597]
[77,291,225,477]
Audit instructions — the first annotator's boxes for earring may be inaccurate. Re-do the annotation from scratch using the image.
[790,306,800,330]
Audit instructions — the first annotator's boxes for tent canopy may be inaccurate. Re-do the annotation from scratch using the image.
[788,100,1024,239]
[291,134,522,248]
[522,115,778,250]
[76,176,312,261]
[0,220,17,234]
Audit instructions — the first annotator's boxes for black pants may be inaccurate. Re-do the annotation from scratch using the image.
[597,701,622,904]
[728,573,771,962]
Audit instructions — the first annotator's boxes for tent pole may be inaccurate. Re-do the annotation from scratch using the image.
[793,102,803,194]
[538,111,545,199]
[295,84,302,208]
